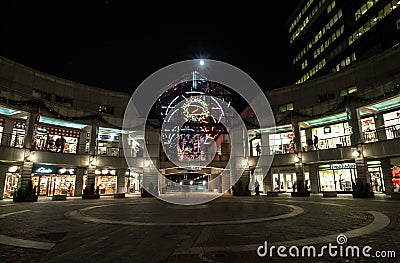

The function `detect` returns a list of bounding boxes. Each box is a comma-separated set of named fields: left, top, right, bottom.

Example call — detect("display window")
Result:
left=318, top=163, right=357, bottom=192
left=97, top=132, right=120, bottom=156
left=368, top=161, right=385, bottom=192
left=125, top=170, right=141, bottom=193
left=269, top=132, right=295, bottom=154
left=11, top=121, right=26, bottom=148
left=37, top=126, right=79, bottom=153
left=0, top=118, right=4, bottom=144
left=3, top=165, right=20, bottom=198
left=383, top=110, right=400, bottom=139
left=311, top=122, right=350, bottom=150
left=391, top=165, right=400, bottom=192
left=361, top=117, right=377, bottom=143
left=83, top=169, right=118, bottom=195
left=31, top=166, right=76, bottom=196
left=271, top=167, right=309, bottom=192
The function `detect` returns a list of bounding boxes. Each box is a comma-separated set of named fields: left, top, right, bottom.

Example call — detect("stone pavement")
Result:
left=0, top=194, right=399, bottom=262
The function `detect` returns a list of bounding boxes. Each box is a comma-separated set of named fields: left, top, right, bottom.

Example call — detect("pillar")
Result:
left=374, top=113, right=387, bottom=141
left=346, top=102, right=363, bottom=146
left=264, top=169, right=273, bottom=192
left=294, top=162, right=305, bottom=192
left=88, top=125, right=98, bottom=156
left=0, top=164, right=7, bottom=200
left=355, top=153, right=370, bottom=184
left=308, top=164, right=319, bottom=193
left=292, top=120, right=302, bottom=153
left=74, top=167, right=85, bottom=196
left=305, top=128, right=313, bottom=151
left=77, top=129, right=88, bottom=154
left=1, top=117, right=14, bottom=146
left=117, top=168, right=126, bottom=194
left=380, top=158, right=393, bottom=195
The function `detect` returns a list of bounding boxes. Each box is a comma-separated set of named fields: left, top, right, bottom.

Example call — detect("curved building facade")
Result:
left=0, top=45, right=399, bottom=199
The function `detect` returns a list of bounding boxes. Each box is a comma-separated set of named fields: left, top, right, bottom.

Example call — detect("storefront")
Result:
left=31, top=165, right=77, bottom=196
left=392, top=165, right=400, bottom=192
left=125, top=169, right=141, bottom=193
left=269, top=131, right=295, bottom=154
left=310, top=122, right=351, bottom=150
left=368, top=161, right=385, bottom=193
left=383, top=110, right=400, bottom=139
left=0, top=118, right=4, bottom=144
left=3, top=165, right=20, bottom=198
left=271, top=167, right=310, bottom=192
left=11, top=121, right=25, bottom=148
left=318, top=163, right=357, bottom=192
left=83, top=169, right=118, bottom=195
left=361, top=116, right=377, bottom=143
left=35, top=125, right=79, bottom=153
left=97, top=130, right=120, bottom=156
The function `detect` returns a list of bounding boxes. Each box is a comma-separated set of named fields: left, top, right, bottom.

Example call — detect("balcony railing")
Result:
left=362, top=124, right=400, bottom=143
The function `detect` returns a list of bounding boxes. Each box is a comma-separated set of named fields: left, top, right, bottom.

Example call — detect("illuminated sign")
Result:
left=36, top=167, right=54, bottom=174
left=329, top=163, right=356, bottom=170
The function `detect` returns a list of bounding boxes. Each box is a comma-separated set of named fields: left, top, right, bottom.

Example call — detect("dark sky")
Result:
left=1, top=1, right=299, bottom=94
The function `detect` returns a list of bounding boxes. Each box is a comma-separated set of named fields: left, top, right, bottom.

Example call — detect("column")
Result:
left=292, top=120, right=302, bottom=153
left=355, top=156, right=370, bottom=183
left=305, top=128, right=313, bottom=151
left=74, top=167, right=85, bottom=196
left=308, top=164, right=319, bottom=194
left=23, top=106, right=36, bottom=150
left=88, top=125, right=98, bottom=156
left=77, top=129, right=88, bottom=154
left=0, top=164, right=7, bottom=200
left=86, top=166, right=96, bottom=192
left=142, top=129, right=160, bottom=197
left=346, top=101, right=363, bottom=146
left=117, top=168, right=126, bottom=194
left=1, top=116, right=14, bottom=146
left=264, top=169, right=273, bottom=192
left=374, top=113, right=387, bottom=141
left=294, top=162, right=305, bottom=192
left=380, top=158, right=393, bottom=195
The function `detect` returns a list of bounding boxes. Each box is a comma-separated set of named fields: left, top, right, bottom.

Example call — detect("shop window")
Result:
left=55, top=96, right=72, bottom=107
left=98, top=105, right=114, bottom=114
left=32, top=89, right=50, bottom=101
left=279, top=103, right=294, bottom=113
left=340, top=86, right=358, bottom=96
left=318, top=93, right=335, bottom=103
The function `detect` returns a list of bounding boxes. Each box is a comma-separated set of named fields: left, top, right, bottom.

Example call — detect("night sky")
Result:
left=1, top=1, right=299, bottom=94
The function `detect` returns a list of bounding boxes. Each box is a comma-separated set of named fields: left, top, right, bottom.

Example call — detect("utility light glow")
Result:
left=199, top=60, right=205, bottom=66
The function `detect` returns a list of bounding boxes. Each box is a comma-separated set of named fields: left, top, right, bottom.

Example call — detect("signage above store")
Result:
left=35, top=167, right=55, bottom=174
left=329, top=163, right=356, bottom=170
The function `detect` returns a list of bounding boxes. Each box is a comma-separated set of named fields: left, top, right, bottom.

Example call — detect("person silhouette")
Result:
left=313, top=135, right=319, bottom=150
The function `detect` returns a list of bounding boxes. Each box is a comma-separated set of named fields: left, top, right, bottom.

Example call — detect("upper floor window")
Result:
left=279, top=103, right=294, bottom=113
left=340, top=86, right=358, bottom=96
left=32, top=89, right=50, bottom=101
left=55, top=96, right=73, bottom=107
left=98, top=105, right=114, bottom=114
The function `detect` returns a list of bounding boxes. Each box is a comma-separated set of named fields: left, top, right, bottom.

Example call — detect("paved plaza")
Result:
left=0, top=193, right=399, bottom=262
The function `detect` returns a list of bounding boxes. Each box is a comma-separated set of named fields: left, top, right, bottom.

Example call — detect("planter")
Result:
left=352, top=192, right=374, bottom=198
left=323, top=191, right=337, bottom=197
left=267, top=191, right=279, bottom=197
left=291, top=191, right=311, bottom=197
left=114, top=193, right=125, bottom=198
left=391, top=192, right=400, bottom=199
left=52, top=194, right=67, bottom=201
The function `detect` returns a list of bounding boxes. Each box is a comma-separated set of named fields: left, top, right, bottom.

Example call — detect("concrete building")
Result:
left=289, top=0, right=400, bottom=84
left=0, top=45, right=399, bottom=200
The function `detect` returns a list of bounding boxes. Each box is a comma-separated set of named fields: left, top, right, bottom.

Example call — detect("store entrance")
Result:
left=32, top=174, right=76, bottom=196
